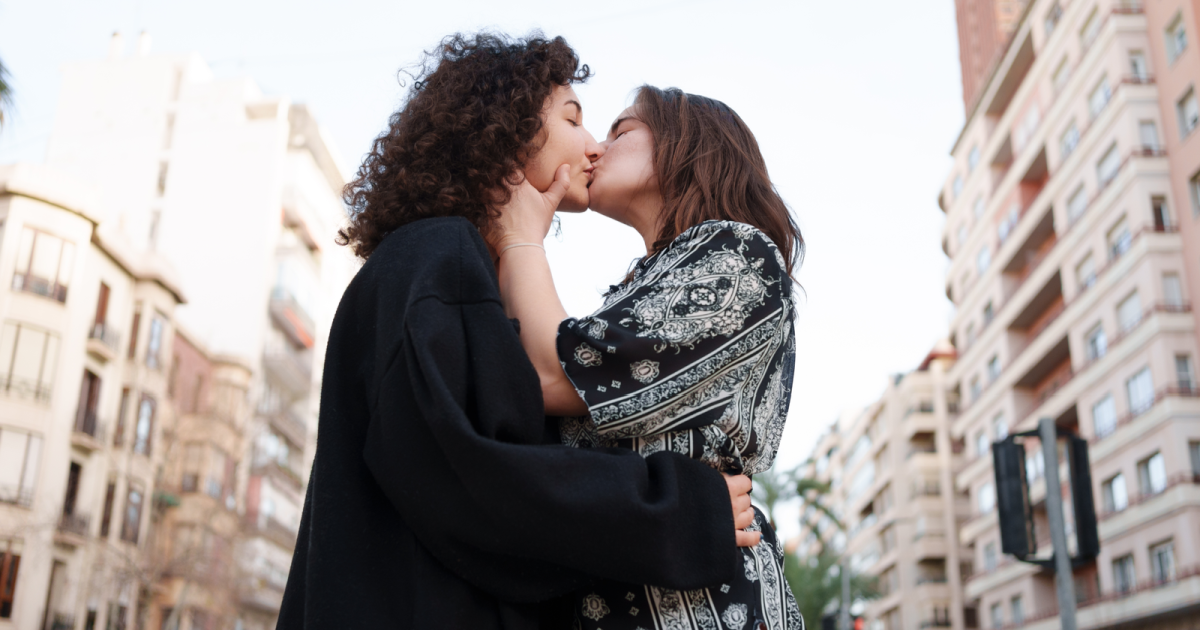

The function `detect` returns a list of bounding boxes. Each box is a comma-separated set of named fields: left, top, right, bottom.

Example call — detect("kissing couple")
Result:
left=277, top=31, right=805, bottom=630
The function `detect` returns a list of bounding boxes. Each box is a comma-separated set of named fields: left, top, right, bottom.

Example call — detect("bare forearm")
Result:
left=497, top=248, right=588, bottom=415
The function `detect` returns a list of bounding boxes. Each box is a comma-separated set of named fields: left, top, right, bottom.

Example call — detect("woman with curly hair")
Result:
left=493, top=86, right=805, bottom=629
left=277, top=33, right=757, bottom=630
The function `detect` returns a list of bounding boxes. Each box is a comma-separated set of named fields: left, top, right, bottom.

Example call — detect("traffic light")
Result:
left=1067, top=435, right=1100, bottom=561
left=993, top=437, right=1036, bottom=559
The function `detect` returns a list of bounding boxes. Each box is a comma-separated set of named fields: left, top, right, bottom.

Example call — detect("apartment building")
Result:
left=797, top=345, right=972, bottom=630
left=957, top=0, right=1033, bottom=111
left=937, top=0, right=1200, bottom=627
left=0, top=34, right=355, bottom=630
left=0, top=164, right=184, bottom=630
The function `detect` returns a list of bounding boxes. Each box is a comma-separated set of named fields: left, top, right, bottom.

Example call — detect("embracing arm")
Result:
left=496, top=247, right=588, bottom=416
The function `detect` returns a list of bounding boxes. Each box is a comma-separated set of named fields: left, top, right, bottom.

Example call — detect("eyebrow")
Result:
left=609, top=116, right=633, bottom=136
left=565, top=99, right=582, bottom=116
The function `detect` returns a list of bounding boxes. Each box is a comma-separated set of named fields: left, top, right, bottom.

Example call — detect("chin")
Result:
left=557, top=187, right=590, bottom=213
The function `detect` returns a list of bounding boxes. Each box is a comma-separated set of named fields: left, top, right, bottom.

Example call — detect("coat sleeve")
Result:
left=362, top=294, right=739, bottom=603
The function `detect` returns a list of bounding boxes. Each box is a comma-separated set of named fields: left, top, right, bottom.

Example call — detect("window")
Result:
left=978, top=483, right=996, bottom=515
left=990, top=602, right=1003, bottom=629
left=0, top=321, right=59, bottom=404
left=133, top=395, right=156, bottom=456
left=1080, top=8, right=1101, bottom=49
left=1090, top=77, right=1112, bottom=118
left=99, top=481, right=115, bottom=538
left=146, top=312, right=166, bottom=370
left=113, top=387, right=130, bottom=447
left=1077, top=254, right=1097, bottom=290
left=1015, top=106, right=1041, bottom=149
left=987, top=355, right=1001, bottom=382
left=976, top=430, right=990, bottom=458
left=970, top=376, right=982, bottom=401
left=1166, top=14, right=1188, bottom=64
left=1150, top=540, right=1176, bottom=582
left=1107, top=216, right=1132, bottom=260
left=968, top=145, right=980, bottom=172
left=1011, top=596, right=1025, bottom=625
left=120, top=484, right=143, bottom=543
left=127, top=306, right=141, bottom=359
left=1102, top=473, right=1128, bottom=512
left=1175, top=354, right=1194, bottom=389
left=1086, top=324, right=1107, bottom=362
left=1130, top=50, right=1149, bottom=80
left=1127, top=367, right=1155, bottom=414
left=1191, top=171, right=1200, bottom=217
left=1093, top=394, right=1117, bottom=438
left=983, top=541, right=998, bottom=571
left=993, top=414, right=1008, bottom=440
left=0, top=541, right=20, bottom=619
left=1118, top=291, right=1142, bottom=331
left=1113, top=554, right=1136, bottom=593
left=1053, top=57, right=1071, bottom=93
left=0, top=427, right=42, bottom=507
left=1068, top=185, right=1088, bottom=222
left=957, top=224, right=969, bottom=249
left=1045, top=2, right=1062, bottom=35
left=1140, top=121, right=1159, bottom=152
left=156, top=161, right=169, bottom=197
left=1152, top=196, right=1171, bottom=230
left=1138, top=452, right=1167, bottom=496
left=1061, top=121, right=1080, bottom=159
left=11, top=227, right=74, bottom=303
left=1162, top=272, right=1184, bottom=307
left=953, top=175, right=963, bottom=199
left=75, top=369, right=101, bottom=437
left=983, top=301, right=995, bottom=325
left=998, top=204, right=1020, bottom=244
left=1026, top=448, right=1045, bottom=482
left=977, top=248, right=991, bottom=275
left=1190, top=441, right=1200, bottom=476
left=974, top=196, right=986, bottom=219
left=966, top=322, right=977, bottom=347
left=1177, top=87, right=1198, bottom=137
left=182, top=443, right=203, bottom=492
left=1097, top=143, right=1121, bottom=186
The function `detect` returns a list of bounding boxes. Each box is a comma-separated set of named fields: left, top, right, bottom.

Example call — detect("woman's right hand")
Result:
left=724, top=473, right=762, bottom=547
left=491, top=164, right=571, bottom=253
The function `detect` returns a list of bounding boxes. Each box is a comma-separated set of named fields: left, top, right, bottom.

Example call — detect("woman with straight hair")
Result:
left=494, top=86, right=805, bottom=630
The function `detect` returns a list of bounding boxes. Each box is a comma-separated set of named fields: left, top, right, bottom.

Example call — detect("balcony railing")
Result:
left=48, top=613, right=76, bottom=630
left=0, top=483, right=33, bottom=507
left=88, top=322, right=121, bottom=352
left=0, top=374, right=52, bottom=403
left=58, top=511, right=90, bottom=537
left=11, top=272, right=67, bottom=303
left=73, top=411, right=104, bottom=443
left=1097, top=472, right=1200, bottom=520
left=1011, top=563, right=1200, bottom=628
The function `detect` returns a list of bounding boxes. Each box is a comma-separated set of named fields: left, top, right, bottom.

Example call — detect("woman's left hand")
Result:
left=491, top=164, right=571, bottom=252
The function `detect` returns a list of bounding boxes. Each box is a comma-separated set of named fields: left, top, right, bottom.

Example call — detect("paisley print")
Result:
left=556, top=222, right=803, bottom=630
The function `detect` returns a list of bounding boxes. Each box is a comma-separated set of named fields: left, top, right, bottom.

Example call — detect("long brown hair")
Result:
left=634, top=85, right=804, bottom=275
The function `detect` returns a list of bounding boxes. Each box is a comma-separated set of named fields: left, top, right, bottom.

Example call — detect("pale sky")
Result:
left=1, top=0, right=965, bottom=539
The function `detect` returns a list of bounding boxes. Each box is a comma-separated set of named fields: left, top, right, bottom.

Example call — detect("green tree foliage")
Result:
left=0, top=57, right=11, bottom=126
left=784, top=550, right=879, bottom=628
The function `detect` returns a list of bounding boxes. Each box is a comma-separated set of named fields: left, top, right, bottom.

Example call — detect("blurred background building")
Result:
left=799, top=0, right=1200, bottom=628
left=0, top=33, right=353, bottom=630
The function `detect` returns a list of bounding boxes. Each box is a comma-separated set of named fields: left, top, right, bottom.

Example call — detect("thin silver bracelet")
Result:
left=499, top=242, right=545, bottom=256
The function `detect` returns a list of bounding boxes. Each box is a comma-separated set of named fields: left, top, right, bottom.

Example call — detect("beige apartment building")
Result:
left=0, top=34, right=352, bottom=630
left=0, top=164, right=184, bottom=630
left=938, top=0, right=1200, bottom=627
left=797, top=345, right=974, bottom=630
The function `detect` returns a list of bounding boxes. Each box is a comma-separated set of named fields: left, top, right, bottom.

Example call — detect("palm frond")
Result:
left=0, top=57, right=12, bottom=127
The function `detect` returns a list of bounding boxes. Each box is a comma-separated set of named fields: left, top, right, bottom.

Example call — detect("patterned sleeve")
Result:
left=555, top=221, right=795, bottom=474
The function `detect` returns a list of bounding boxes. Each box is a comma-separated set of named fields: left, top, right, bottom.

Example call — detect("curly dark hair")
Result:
left=338, top=32, right=592, bottom=259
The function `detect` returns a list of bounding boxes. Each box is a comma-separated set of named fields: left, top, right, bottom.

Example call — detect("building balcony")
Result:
left=0, top=483, right=33, bottom=508
left=263, top=343, right=313, bottom=395
left=71, top=412, right=106, bottom=452
left=48, top=613, right=75, bottom=630
left=55, top=511, right=90, bottom=546
left=245, top=515, right=298, bottom=551
left=964, top=558, right=1037, bottom=600
left=86, top=322, right=121, bottom=362
left=1017, top=564, right=1200, bottom=630
left=11, top=271, right=67, bottom=303
left=0, top=373, right=52, bottom=404
left=253, top=458, right=304, bottom=492
left=269, top=286, right=316, bottom=350
left=1098, top=473, right=1200, bottom=541
left=266, top=408, right=307, bottom=449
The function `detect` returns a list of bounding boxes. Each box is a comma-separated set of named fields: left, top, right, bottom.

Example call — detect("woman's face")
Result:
left=524, top=85, right=600, bottom=212
left=586, top=106, right=660, bottom=228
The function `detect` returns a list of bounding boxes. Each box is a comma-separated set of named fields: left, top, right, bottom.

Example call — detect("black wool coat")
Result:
left=276, top=217, right=739, bottom=630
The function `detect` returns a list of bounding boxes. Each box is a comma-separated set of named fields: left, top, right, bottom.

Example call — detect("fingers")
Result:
left=734, top=507, right=755, bottom=530
left=735, top=530, right=763, bottom=548
left=541, top=164, right=572, bottom=209
left=723, top=473, right=752, bottom=498
left=731, top=492, right=751, bottom=516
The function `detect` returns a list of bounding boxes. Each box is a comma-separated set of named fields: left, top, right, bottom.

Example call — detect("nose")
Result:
left=584, top=128, right=605, bottom=162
